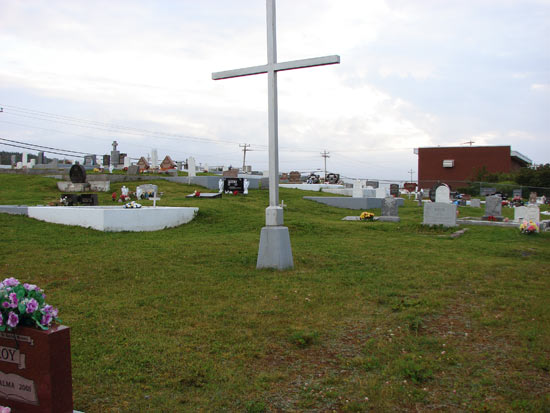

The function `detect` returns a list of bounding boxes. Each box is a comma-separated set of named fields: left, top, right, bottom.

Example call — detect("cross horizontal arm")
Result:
left=212, top=64, right=269, bottom=80
left=212, top=55, right=340, bottom=80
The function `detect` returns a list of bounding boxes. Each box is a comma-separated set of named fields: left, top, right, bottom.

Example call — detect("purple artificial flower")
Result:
left=0, top=316, right=3, bottom=326
left=8, top=293, right=17, bottom=308
left=43, top=305, right=53, bottom=314
left=41, top=314, right=52, bottom=326
left=51, top=308, right=59, bottom=318
left=1, top=302, right=9, bottom=309
left=23, top=283, right=38, bottom=291
left=26, top=299, right=38, bottom=314
left=7, top=312, right=18, bottom=328
left=3, top=278, right=19, bottom=287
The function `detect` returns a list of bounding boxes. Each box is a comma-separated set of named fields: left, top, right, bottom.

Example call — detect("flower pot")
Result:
left=0, top=325, right=73, bottom=413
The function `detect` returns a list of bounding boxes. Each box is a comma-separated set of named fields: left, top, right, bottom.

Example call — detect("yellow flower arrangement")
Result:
left=360, top=211, right=375, bottom=221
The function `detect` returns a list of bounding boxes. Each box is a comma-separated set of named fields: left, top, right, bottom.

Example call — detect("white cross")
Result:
left=212, top=0, right=339, bottom=222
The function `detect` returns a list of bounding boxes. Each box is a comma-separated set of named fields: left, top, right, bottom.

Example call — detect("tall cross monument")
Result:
left=212, top=0, right=340, bottom=270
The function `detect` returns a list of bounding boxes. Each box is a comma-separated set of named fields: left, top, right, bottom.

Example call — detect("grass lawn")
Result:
left=0, top=174, right=549, bottom=412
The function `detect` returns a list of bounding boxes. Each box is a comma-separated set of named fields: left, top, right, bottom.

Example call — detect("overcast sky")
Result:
left=1, top=0, right=549, bottom=181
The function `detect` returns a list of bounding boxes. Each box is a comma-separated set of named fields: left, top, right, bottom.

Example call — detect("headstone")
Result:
left=244, top=179, right=250, bottom=195
left=423, top=203, right=457, bottom=227
left=29, top=159, right=36, bottom=168
left=513, top=189, right=522, bottom=198
left=224, top=178, right=244, bottom=193
left=177, top=161, right=183, bottom=171
left=404, top=182, right=417, bottom=193
left=37, top=152, right=46, bottom=164
left=470, top=198, right=481, bottom=208
left=0, top=325, right=74, bottom=412
left=352, top=180, right=363, bottom=198
left=123, top=156, right=131, bottom=168
left=288, top=171, right=301, bottom=183
left=365, top=180, right=379, bottom=189
left=223, top=169, right=239, bottom=178
left=218, top=179, right=224, bottom=193
left=10, top=155, right=16, bottom=166
left=480, top=187, right=496, bottom=196
left=325, top=173, right=339, bottom=184
left=529, top=192, right=537, bottom=204
left=435, top=185, right=451, bottom=203
left=525, top=204, right=540, bottom=222
left=127, top=165, right=139, bottom=175
left=389, top=184, right=399, bottom=197
left=69, top=164, right=86, bottom=184
left=187, top=157, right=196, bottom=177
left=103, top=155, right=110, bottom=167
left=514, top=206, right=527, bottom=222
left=22, top=152, right=28, bottom=166
left=483, top=195, right=502, bottom=219
left=136, top=184, right=158, bottom=199
left=379, top=197, right=400, bottom=222
left=375, top=187, right=386, bottom=198
left=306, top=173, right=320, bottom=184
left=151, top=149, right=158, bottom=169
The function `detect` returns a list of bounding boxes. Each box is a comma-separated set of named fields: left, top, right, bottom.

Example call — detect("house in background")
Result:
left=416, top=145, right=532, bottom=190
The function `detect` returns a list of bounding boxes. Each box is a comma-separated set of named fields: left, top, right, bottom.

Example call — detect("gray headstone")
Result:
left=513, top=189, right=522, bottom=198
left=480, top=187, right=496, bottom=196
left=484, top=195, right=502, bottom=218
left=381, top=197, right=398, bottom=217
left=423, top=202, right=457, bottom=227
left=127, top=165, right=140, bottom=175
left=470, top=198, right=481, bottom=208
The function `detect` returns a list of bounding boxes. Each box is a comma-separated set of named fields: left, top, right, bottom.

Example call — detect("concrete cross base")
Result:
left=257, top=226, right=294, bottom=270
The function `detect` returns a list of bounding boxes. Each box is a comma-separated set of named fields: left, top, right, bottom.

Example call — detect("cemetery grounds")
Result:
left=0, top=174, right=549, bottom=412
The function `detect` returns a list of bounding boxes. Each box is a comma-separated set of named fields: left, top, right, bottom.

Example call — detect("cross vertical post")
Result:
left=212, top=0, right=340, bottom=270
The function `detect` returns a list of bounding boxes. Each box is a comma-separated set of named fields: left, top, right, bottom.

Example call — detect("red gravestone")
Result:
left=404, top=182, right=417, bottom=193
left=0, top=325, right=73, bottom=412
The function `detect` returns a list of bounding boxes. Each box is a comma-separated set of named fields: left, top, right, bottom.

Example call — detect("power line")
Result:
left=0, top=137, right=94, bottom=156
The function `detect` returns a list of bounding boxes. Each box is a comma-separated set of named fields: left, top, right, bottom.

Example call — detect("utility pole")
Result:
left=408, top=169, right=414, bottom=183
left=240, top=143, right=251, bottom=172
left=321, top=150, right=330, bottom=181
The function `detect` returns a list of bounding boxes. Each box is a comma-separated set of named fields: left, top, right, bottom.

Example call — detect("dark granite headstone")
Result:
left=0, top=325, right=73, bottom=412
left=389, top=184, right=399, bottom=197
left=325, top=173, right=340, bottom=184
left=224, top=178, right=244, bottom=193
left=69, top=165, right=86, bottom=184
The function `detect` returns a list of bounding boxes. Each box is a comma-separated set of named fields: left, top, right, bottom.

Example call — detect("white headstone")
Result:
left=188, top=157, right=196, bottom=177
left=352, top=180, right=363, bottom=198
left=375, top=187, right=386, bottom=198
left=15, top=162, right=23, bottom=169
left=435, top=185, right=451, bottom=203
left=124, top=156, right=130, bottom=168
left=218, top=179, right=224, bottom=193
left=244, top=179, right=250, bottom=195
left=525, top=205, right=540, bottom=222
left=22, top=152, right=28, bottom=166
left=151, top=149, right=158, bottom=169
left=29, top=159, right=36, bottom=167
left=514, top=206, right=527, bottom=222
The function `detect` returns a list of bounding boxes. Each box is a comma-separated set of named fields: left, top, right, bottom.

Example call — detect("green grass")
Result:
left=0, top=174, right=549, bottom=412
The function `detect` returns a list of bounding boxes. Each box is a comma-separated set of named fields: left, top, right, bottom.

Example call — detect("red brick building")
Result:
left=417, top=145, right=531, bottom=190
